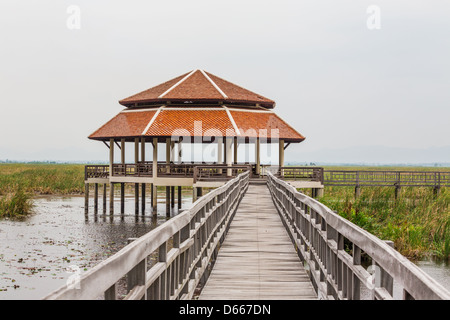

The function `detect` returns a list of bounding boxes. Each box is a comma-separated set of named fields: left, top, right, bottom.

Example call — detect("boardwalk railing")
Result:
left=44, top=171, right=250, bottom=300
left=193, top=165, right=252, bottom=183
left=267, top=172, right=450, bottom=300
left=324, top=170, right=450, bottom=188
left=278, top=167, right=324, bottom=183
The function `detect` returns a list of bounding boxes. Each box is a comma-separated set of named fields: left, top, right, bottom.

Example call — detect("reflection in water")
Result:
left=0, top=190, right=193, bottom=300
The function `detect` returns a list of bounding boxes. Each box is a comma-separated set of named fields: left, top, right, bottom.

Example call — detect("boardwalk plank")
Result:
left=198, top=184, right=317, bottom=300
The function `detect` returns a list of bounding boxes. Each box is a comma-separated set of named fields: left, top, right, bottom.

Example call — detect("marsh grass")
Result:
left=0, top=163, right=86, bottom=195
left=315, top=184, right=449, bottom=261
left=0, top=187, right=34, bottom=219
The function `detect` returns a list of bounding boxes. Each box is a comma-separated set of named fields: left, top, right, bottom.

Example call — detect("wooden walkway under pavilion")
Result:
left=198, top=184, right=317, bottom=300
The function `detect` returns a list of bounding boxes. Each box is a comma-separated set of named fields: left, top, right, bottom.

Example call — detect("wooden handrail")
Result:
left=266, top=171, right=450, bottom=300
left=43, top=171, right=250, bottom=300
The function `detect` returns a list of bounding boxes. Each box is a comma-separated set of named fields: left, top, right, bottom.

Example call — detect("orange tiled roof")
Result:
left=119, top=70, right=275, bottom=108
left=88, top=107, right=305, bottom=142
left=89, top=110, right=157, bottom=139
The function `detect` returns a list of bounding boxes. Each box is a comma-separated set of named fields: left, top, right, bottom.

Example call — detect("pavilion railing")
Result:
left=267, top=171, right=450, bottom=300
left=44, top=171, right=250, bottom=300
left=85, top=165, right=109, bottom=180
left=193, top=165, right=252, bottom=183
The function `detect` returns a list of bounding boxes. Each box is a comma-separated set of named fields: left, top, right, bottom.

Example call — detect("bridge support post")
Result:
left=103, top=183, right=107, bottom=214
left=120, top=183, right=125, bottom=215
left=109, top=183, right=114, bottom=216
left=178, top=186, right=182, bottom=209
left=152, top=184, right=157, bottom=216
left=135, top=183, right=139, bottom=215
left=84, top=183, right=89, bottom=217
left=94, top=183, right=98, bottom=215
left=316, top=188, right=324, bottom=198
left=395, top=186, right=401, bottom=200
left=355, top=186, right=361, bottom=198
left=193, top=187, right=197, bottom=203
left=433, top=186, right=440, bottom=198
left=141, top=183, right=146, bottom=215
left=166, top=186, right=170, bottom=216
left=171, top=186, right=175, bottom=208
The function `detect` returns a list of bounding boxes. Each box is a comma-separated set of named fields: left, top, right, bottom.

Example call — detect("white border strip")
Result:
left=200, top=69, right=228, bottom=99
left=158, top=70, right=197, bottom=98
left=223, top=105, right=241, bottom=135
left=121, top=106, right=272, bottom=113
left=141, top=105, right=165, bottom=135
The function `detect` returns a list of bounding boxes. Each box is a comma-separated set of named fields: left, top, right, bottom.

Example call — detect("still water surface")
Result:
left=0, top=192, right=449, bottom=299
left=0, top=192, right=192, bottom=299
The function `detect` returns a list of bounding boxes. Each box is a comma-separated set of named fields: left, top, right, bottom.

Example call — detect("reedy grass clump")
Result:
left=0, top=187, right=34, bottom=219
left=318, top=185, right=449, bottom=261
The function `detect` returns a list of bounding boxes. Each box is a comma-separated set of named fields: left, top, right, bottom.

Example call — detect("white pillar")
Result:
left=177, top=140, right=182, bottom=163
left=255, top=137, right=260, bottom=176
left=166, top=137, right=171, bottom=174
left=109, top=138, right=114, bottom=177
left=234, top=137, right=238, bottom=164
left=134, top=138, right=139, bottom=164
left=152, top=138, right=158, bottom=178
left=225, top=137, right=233, bottom=177
left=121, top=139, right=125, bottom=164
left=217, top=137, right=223, bottom=164
left=141, top=137, right=145, bottom=162
left=279, top=139, right=284, bottom=177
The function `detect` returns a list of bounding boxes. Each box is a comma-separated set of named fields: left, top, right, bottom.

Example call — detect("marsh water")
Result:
left=0, top=191, right=193, bottom=299
left=0, top=192, right=449, bottom=300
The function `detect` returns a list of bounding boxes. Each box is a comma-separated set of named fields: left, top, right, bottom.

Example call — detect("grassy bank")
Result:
left=312, top=166, right=450, bottom=261
left=0, top=163, right=86, bottom=195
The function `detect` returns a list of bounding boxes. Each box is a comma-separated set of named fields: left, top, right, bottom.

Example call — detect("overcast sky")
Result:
left=0, top=1, right=449, bottom=164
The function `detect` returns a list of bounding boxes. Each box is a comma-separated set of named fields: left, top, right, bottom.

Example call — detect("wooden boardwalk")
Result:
left=199, top=184, right=317, bottom=300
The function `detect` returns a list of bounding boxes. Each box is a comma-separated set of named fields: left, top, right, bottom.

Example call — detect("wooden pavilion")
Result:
left=85, top=69, right=311, bottom=216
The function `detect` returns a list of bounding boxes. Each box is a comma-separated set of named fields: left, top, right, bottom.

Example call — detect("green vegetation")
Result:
left=0, top=187, right=34, bottom=219
left=0, top=163, right=86, bottom=195
left=309, top=166, right=450, bottom=261
left=0, top=163, right=86, bottom=218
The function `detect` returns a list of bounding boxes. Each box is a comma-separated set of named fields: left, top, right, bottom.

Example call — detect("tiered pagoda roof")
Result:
left=89, top=70, right=305, bottom=143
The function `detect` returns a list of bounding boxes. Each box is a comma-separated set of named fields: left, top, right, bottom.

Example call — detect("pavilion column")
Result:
left=109, top=138, right=114, bottom=178
left=177, top=140, right=182, bottom=163
left=120, top=139, right=125, bottom=215
left=234, top=137, right=238, bottom=164
left=279, top=139, right=284, bottom=177
left=152, top=138, right=158, bottom=215
left=141, top=137, right=146, bottom=215
left=255, top=137, right=260, bottom=176
left=166, top=138, right=171, bottom=173
left=217, top=137, right=223, bottom=174
left=225, top=137, right=233, bottom=177
left=134, top=138, right=139, bottom=215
